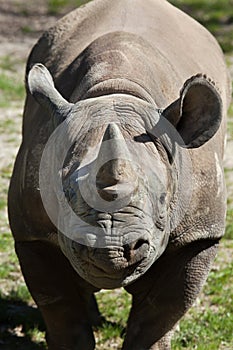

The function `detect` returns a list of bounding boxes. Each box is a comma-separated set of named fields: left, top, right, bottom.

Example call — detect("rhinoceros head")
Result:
left=28, top=63, right=222, bottom=288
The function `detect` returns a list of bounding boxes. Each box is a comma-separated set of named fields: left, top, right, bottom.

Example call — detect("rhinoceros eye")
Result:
left=159, top=193, right=166, bottom=205
left=134, top=133, right=153, bottom=143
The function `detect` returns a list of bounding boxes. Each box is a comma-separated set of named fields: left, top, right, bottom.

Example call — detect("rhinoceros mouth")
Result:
left=78, top=241, right=150, bottom=270
left=63, top=240, right=154, bottom=289
left=73, top=257, right=149, bottom=289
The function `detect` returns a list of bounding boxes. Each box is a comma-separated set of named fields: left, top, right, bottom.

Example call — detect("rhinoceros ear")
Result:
left=27, top=63, right=73, bottom=121
left=163, top=74, right=223, bottom=148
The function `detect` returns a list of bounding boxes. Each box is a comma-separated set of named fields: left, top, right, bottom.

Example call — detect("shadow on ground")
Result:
left=0, top=294, right=125, bottom=349
left=0, top=296, right=46, bottom=350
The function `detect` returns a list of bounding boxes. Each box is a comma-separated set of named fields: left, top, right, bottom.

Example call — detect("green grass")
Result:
left=94, top=289, right=131, bottom=348
left=48, top=0, right=89, bottom=14
left=7, top=285, right=32, bottom=303
left=0, top=56, right=25, bottom=107
left=0, top=73, right=25, bottom=107
left=0, top=56, right=25, bottom=73
left=225, top=98, right=233, bottom=240
left=0, top=56, right=17, bottom=72
left=225, top=205, right=233, bottom=239
left=0, top=115, right=22, bottom=138
left=227, top=101, right=233, bottom=141
left=172, top=241, right=233, bottom=349
left=21, top=26, right=34, bottom=34
left=0, top=262, right=15, bottom=279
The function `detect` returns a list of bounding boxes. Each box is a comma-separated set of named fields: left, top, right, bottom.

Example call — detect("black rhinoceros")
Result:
left=8, top=0, right=231, bottom=349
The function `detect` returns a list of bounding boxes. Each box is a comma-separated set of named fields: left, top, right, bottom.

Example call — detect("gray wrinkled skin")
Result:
left=8, top=0, right=231, bottom=349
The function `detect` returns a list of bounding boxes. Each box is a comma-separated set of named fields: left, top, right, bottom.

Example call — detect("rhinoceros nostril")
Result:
left=133, top=238, right=148, bottom=251
left=123, top=239, right=149, bottom=264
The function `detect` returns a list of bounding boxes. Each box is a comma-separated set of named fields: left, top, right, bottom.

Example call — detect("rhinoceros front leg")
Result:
left=123, top=239, right=219, bottom=350
left=15, top=240, right=100, bottom=350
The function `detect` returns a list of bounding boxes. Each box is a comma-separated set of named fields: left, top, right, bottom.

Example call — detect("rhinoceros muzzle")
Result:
left=67, top=237, right=151, bottom=288
left=58, top=214, right=164, bottom=288
left=77, top=237, right=149, bottom=270
left=58, top=123, right=169, bottom=288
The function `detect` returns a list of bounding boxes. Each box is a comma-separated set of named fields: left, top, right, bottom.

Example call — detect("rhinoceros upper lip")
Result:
left=83, top=256, right=144, bottom=279
left=78, top=240, right=150, bottom=274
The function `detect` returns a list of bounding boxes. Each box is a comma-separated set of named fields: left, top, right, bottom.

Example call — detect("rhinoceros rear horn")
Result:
left=27, top=63, right=73, bottom=122
left=163, top=74, right=223, bottom=148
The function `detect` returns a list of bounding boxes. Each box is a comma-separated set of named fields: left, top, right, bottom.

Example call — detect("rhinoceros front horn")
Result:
left=94, top=123, right=138, bottom=202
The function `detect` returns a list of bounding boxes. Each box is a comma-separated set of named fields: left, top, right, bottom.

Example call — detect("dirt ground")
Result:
left=0, top=1, right=59, bottom=60
left=0, top=1, right=61, bottom=168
